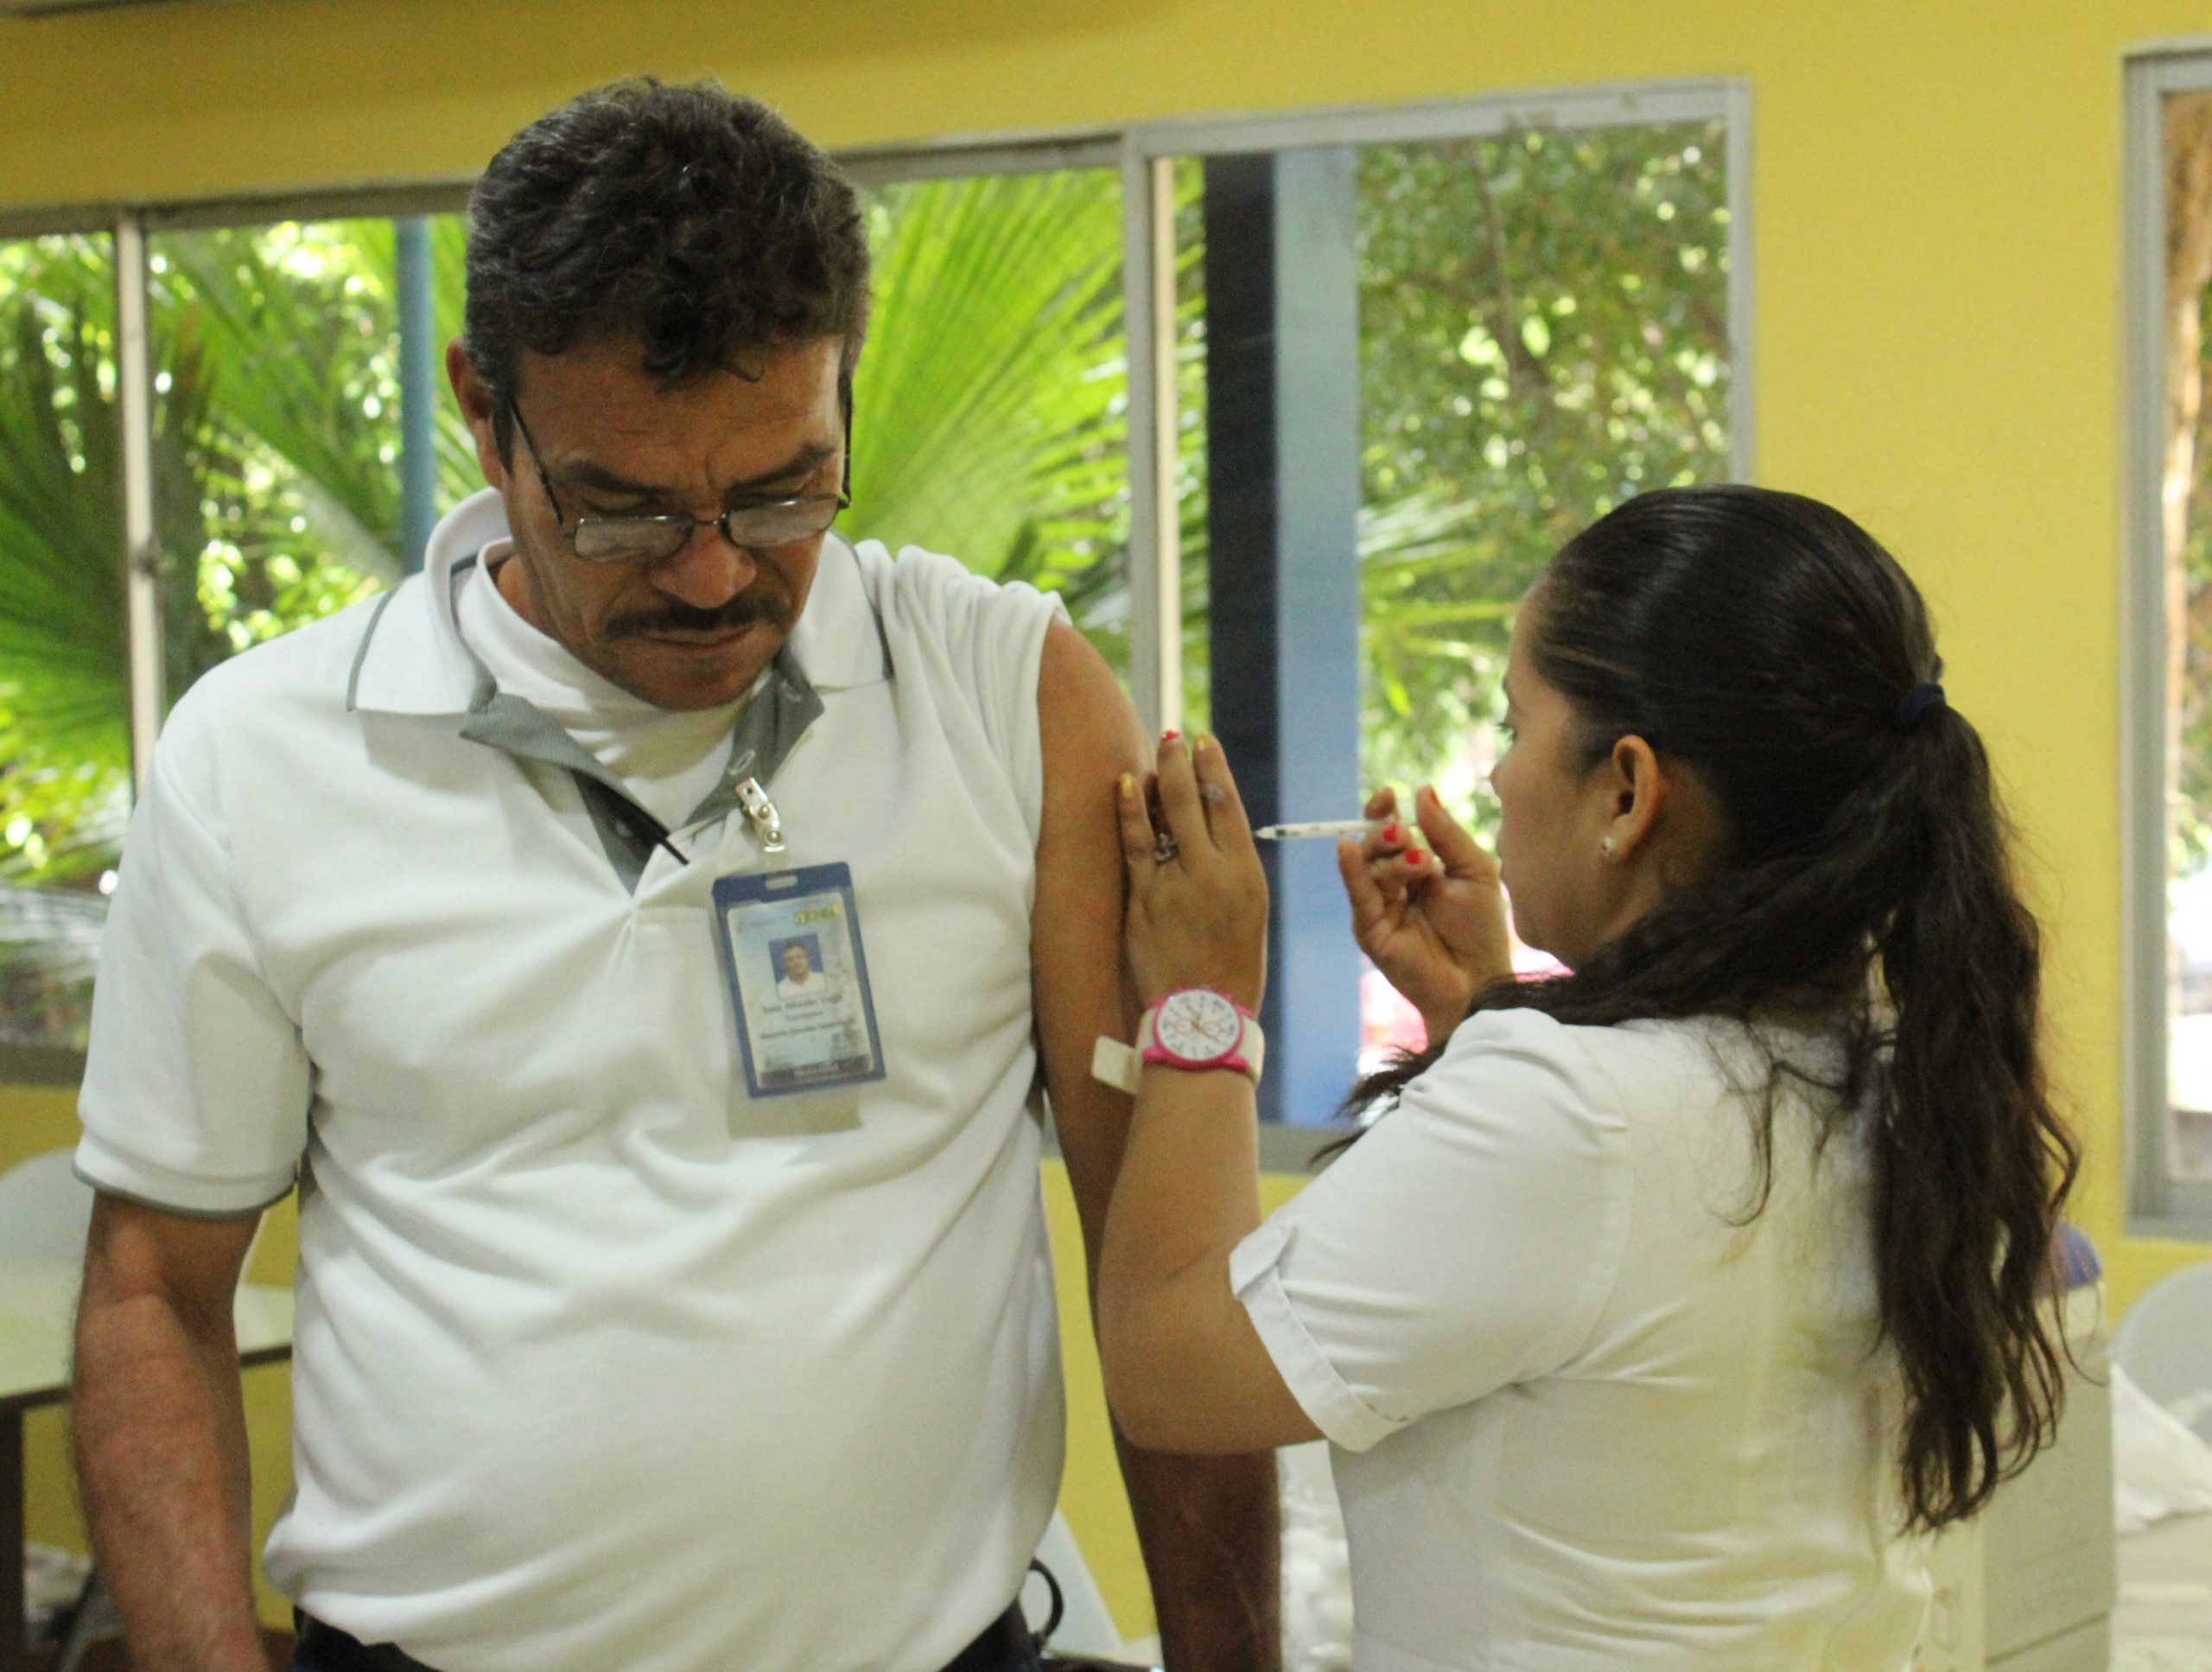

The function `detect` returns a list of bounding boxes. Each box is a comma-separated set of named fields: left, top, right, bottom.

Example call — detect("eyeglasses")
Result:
left=506, top=397, right=852, bottom=567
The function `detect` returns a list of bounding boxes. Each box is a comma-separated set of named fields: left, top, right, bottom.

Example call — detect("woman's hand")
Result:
left=1116, top=734, right=1268, bottom=1012
left=1338, top=784, right=1513, bottom=1043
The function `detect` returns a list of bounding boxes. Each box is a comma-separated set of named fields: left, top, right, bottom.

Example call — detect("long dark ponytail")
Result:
left=1355, top=485, right=2077, bottom=1532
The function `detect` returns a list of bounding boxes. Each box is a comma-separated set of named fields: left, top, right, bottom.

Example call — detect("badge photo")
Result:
left=712, top=863, right=887, bottom=1098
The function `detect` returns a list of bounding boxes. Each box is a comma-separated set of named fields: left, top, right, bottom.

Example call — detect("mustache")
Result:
left=607, top=589, right=791, bottom=639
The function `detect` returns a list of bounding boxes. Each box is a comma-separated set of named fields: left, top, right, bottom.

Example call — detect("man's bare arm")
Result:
left=73, top=1192, right=268, bottom=1672
left=1031, top=622, right=1281, bottom=1672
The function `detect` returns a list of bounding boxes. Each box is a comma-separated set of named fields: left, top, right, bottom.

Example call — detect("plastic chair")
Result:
left=0, top=1149, right=106, bottom=1669
left=2112, top=1259, right=2212, bottom=1443
left=0, top=1148, right=94, bottom=1262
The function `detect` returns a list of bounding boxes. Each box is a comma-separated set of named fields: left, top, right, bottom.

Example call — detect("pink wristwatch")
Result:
left=1090, top=989, right=1267, bottom=1093
left=1141, top=988, right=1264, bottom=1080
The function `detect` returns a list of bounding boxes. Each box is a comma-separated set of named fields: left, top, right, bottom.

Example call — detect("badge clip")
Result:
left=735, top=777, right=786, bottom=854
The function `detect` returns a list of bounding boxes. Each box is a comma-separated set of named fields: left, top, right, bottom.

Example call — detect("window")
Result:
left=842, top=163, right=1135, bottom=672
left=2128, top=52, right=2212, bottom=1226
left=0, top=90, right=1746, bottom=1098
left=1123, top=87, right=1747, bottom=1118
left=0, top=232, right=121, bottom=1061
left=145, top=214, right=469, bottom=694
left=0, top=201, right=470, bottom=1063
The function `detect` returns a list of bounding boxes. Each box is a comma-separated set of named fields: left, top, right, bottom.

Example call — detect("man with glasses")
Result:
left=67, top=79, right=1279, bottom=1672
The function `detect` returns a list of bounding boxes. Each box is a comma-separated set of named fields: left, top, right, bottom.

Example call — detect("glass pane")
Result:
left=1357, top=123, right=1732, bottom=812
left=847, top=170, right=1134, bottom=674
left=0, top=234, right=123, bottom=1053
left=146, top=215, right=473, bottom=704
left=1356, top=122, right=1730, bottom=1057
left=1166, top=128, right=1731, bottom=1079
left=2165, top=88, right=2212, bottom=1183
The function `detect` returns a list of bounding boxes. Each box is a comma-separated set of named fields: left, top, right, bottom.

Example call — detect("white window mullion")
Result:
left=1121, top=149, right=1181, bottom=739
left=114, top=210, right=163, bottom=792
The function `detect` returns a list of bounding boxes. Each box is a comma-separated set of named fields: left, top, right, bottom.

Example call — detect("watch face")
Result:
left=1155, top=989, right=1243, bottom=1062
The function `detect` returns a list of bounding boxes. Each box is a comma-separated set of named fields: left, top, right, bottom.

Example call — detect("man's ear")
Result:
left=446, top=339, right=508, bottom=487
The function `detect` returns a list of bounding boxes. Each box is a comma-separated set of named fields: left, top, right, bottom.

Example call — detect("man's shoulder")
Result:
left=140, top=589, right=397, bottom=827
left=842, top=537, right=1061, bottom=646
left=155, top=589, right=403, bottom=803
left=173, top=588, right=396, bottom=722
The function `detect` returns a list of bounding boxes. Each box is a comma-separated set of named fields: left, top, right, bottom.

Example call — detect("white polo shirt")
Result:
left=1233, top=1011, right=1928, bottom=1671
left=76, top=490, right=1070, bottom=1672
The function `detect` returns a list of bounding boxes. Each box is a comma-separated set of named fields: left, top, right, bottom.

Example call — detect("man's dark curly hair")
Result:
left=463, top=78, right=871, bottom=458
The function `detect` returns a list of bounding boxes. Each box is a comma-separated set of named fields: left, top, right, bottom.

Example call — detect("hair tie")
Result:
left=1893, top=682, right=1947, bottom=731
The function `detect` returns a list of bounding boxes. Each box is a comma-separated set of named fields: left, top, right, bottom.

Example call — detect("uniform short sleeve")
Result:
left=75, top=697, right=309, bottom=1216
left=1231, top=1010, right=1632, bottom=1451
left=888, top=546, right=1068, bottom=842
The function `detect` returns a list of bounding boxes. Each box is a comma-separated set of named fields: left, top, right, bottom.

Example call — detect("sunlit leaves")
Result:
left=847, top=170, right=1133, bottom=655
left=1354, top=122, right=1731, bottom=797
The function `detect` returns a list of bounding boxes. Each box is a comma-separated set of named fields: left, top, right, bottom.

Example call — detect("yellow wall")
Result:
left=6, top=0, right=2212, bottom=1643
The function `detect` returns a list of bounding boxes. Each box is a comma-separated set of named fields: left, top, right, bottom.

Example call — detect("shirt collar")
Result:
left=346, top=487, right=887, bottom=716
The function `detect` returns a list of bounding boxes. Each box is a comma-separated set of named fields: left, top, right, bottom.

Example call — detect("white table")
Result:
left=0, top=1260, right=293, bottom=1672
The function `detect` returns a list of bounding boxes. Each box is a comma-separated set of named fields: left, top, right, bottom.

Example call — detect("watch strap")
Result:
left=1091, top=1035, right=1144, bottom=1096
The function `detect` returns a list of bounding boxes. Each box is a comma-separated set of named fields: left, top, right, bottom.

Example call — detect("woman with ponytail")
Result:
left=1094, top=486, right=2077, bottom=1670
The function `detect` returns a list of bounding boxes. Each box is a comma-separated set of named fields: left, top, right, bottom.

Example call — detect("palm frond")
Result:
left=848, top=172, right=1129, bottom=590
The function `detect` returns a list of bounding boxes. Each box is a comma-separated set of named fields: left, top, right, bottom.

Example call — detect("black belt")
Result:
left=941, top=1602, right=1037, bottom=1672
left=293, top=1602, right=1036, bottom=1672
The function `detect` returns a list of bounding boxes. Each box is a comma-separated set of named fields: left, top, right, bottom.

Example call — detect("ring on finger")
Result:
left=1153, top=830, right=1181, bottom=862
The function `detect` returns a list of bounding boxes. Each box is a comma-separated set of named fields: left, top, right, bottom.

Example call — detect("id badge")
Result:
left=712, top=862, right=887, bottom=1098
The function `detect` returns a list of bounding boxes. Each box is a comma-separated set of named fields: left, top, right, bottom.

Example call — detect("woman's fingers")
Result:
left=1191, top=734, right=1256, bottom=854
left=1363, top=785, right=1398, bottom=823
left=1153, top=732, right=1208, bottom=853
left=1116, top=772, right=1160, bottom=883
left=1414, top=784, right=1491, bottom=878
left=1337, top=836, right=1390, bottom=938
left=1358, top=817, right=1429, bottom=901
left=1370, top=852, right=1424, bottom=912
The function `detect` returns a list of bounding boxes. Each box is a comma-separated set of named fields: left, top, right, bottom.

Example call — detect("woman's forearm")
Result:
left=1097, top=1065, right=1262, bottom=1417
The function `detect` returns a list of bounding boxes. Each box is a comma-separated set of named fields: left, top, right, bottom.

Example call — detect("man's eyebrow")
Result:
left=553, top=442, right=839, bottom=500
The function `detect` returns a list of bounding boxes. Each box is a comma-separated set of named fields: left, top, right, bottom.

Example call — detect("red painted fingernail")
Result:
left=1162, top=729, right=1181, bottom=742
left=1383, top=823, right=1405, bottom=844
left=1405, top=852, right=1424, bottom=868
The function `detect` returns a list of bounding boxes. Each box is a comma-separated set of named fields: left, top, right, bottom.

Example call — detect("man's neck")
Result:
left=490, top=546, right=549, bottom=636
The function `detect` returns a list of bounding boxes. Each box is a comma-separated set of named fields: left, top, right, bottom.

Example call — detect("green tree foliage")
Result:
left=1354, top=124, right=1730, bottom=794
left=845, top=171, right=1135, bottom=658
left=0, top=238, right=129, bottom=884
left=0, top=238, right=130, bottom=1042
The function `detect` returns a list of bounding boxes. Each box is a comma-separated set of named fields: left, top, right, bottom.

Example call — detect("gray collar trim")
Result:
left=438, top=554, right=829, bottom=890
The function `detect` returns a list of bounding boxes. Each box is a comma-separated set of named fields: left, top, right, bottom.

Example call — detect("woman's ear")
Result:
left=1598, top=735, right=1669, bottom=863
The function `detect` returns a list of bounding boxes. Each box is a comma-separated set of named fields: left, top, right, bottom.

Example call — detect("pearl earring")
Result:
left=1599, top=836, right=1618, bottom=859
